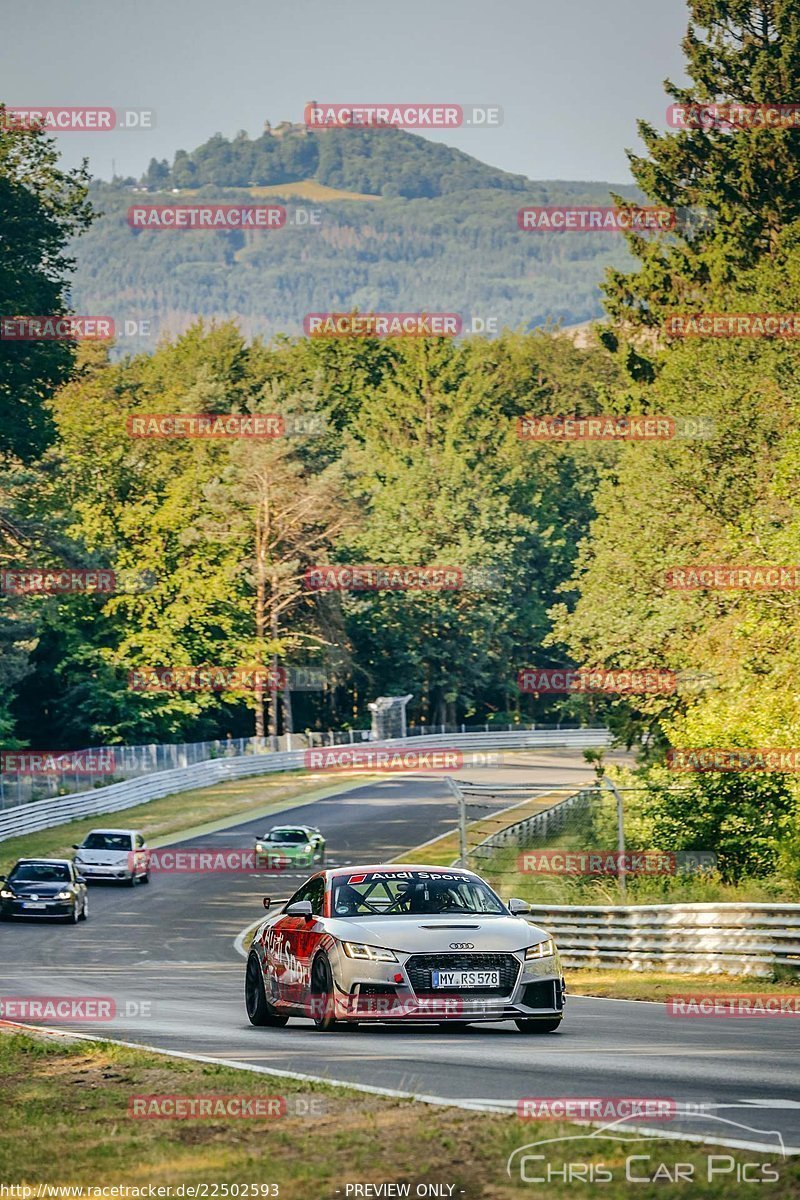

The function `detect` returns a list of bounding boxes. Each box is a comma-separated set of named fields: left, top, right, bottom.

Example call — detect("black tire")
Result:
left=310, top=953, right=337, bottom=1030
left=127, top=873, right=137, bottom=887
left=79, top=896, right=88, bottom=921
left=140, top=872, right=150, bottom=884
left=245, top=951, right=288, bottom=1027
left=514, top=1017, right=563, bottom=1033
left=67, top=902, right=80, bottom=924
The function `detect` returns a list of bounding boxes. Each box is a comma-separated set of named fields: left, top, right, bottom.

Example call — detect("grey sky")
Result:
left=3, top=0, right=690, bottom=184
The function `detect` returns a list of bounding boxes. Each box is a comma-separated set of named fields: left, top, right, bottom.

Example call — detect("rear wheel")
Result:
left=245, top=952, right=288, bottom=1027
left=310, top=953, right=337, bottom=1031
left=514, top=1017, right=562, bottom=1033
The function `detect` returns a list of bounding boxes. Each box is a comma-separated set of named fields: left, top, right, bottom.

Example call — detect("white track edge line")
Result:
left=2, top=1021, right=796, bottom=1155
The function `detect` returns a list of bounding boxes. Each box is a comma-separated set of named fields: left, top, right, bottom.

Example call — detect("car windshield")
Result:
left=267, top=830, right=307, bottom=844
left=331, top=870, right=505, bottom=917
left=9, top=862, right=70, bottom=882
left=82, top=833, right=133, bottom=851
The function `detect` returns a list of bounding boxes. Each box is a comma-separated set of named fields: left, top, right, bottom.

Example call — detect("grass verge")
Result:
left=1, top=1028, right=796, bottom=1197
left=567, top=970, right=800, bottom=1001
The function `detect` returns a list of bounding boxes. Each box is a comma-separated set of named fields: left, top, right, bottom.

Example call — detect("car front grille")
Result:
left=405, top=953, right=520, bottom=997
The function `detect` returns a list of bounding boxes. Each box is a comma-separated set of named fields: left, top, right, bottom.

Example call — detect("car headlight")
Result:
left=54, top=890, right=73, bottom=900
left=525, top=938, right=556, bottom=960
left=255, top=843, right=264, bottom=852
left=0, top=889, right=14, bottom=899
left=342, top=942, right=398, bottom=962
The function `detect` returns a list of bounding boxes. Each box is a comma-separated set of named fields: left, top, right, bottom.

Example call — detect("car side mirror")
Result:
left=262, top=897, right=271, bottom=911
left=285, top=900, right=314, bottom=919
left=76, top=876, right=87, bottom=885
left=72, top=845, right=81, bottom=850
left=508, top=897, right=531, bottom=914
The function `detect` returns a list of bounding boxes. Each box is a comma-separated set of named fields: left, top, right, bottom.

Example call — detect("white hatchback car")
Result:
left=73, top=828, right=150, bottom=886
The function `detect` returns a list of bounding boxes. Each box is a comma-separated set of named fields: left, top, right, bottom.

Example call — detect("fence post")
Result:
left=449, top=778, right=468, bottom=868
left=604, top=777, right=626, bottom=899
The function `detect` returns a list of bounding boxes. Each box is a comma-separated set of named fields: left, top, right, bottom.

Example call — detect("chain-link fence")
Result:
left=450, top=779, right=717, bottom=903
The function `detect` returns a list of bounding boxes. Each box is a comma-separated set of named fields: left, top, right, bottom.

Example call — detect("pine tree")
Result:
left=603, top=0, right=800, bottom=329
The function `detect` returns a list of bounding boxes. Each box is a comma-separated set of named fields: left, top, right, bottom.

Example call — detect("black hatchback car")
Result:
left=0, top=858, right=89, bottom=922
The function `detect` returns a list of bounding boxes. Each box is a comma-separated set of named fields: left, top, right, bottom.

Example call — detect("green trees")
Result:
left=0, top=107, right=93, bottom=462
left=604, top=0, right=800, bottom=328
left=3, top=322, right=615, bottom=746
left=553, top=1, right=800, bottom=885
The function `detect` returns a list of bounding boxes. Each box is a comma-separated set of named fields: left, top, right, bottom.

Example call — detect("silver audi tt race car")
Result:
left=245, top=864, right=565, bottom=1031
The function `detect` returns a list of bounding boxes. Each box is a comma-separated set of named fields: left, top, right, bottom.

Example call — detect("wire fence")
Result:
left=0, top=722, right=577, bottom=810
left=451, top=780, right=717, bottom=902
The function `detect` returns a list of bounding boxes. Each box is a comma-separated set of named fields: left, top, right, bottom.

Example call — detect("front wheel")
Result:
left=79, top=896, right=88, bottom=921
left=514, top=1017, right=562, bottom=1033
left=245, top=952, right=288, bottom=1027
left=310, top=953, right=337, bottom=1031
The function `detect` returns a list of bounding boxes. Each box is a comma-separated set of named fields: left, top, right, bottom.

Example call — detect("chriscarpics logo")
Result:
left=507, top=1112, right=786, bottom=1185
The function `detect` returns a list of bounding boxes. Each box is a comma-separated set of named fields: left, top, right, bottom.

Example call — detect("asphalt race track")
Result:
left=2, top=749, right=799, bottom=1158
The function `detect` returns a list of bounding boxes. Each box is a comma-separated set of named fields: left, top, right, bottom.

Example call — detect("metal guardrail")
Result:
left=527, top=902, right=800, bottom=977
left=468, top=788, right=593, bottom=859
left=0, top=728, right=612, bottom=842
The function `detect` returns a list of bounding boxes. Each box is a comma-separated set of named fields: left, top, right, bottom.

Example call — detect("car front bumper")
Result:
left=329, top=947, right=565, bottom=1022
left=1, top=898, right=76, bottom=917
left=75, top=864, right=133, bottom=880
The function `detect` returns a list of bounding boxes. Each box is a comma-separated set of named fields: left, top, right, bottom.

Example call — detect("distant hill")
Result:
left=70, top=124, right=640, bottom=348
left=140, top=124, right=532, bottom=198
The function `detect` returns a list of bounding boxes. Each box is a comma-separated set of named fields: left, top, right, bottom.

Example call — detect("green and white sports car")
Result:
left=254, top=825, right=326, bottom=870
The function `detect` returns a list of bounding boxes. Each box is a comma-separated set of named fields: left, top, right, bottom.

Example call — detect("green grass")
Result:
left=1, top=1029, right=797, bottom=1197
left=567, top=970, right=800, bottom=1001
